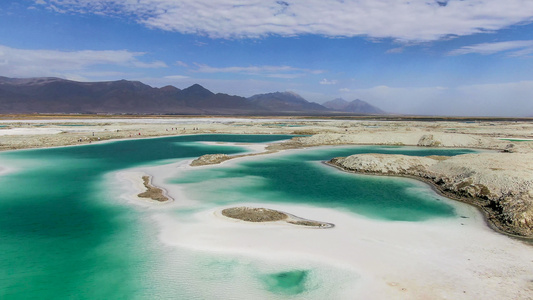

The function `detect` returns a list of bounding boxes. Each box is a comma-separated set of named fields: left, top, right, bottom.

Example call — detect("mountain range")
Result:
left=323, top=98, right=385, bottom=114
left=0, top=77, right=385, bottom=115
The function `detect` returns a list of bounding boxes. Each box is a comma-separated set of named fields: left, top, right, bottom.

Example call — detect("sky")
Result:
left=1, top=0, right=533, bottom=116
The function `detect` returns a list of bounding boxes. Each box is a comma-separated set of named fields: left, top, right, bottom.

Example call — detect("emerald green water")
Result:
left=261, top=270, right=308, bottom=295
left=173, top=146, right=474, bottom=221
left=0, top=134, right=293, bottom=299
left=0, top=135, right=476, bottom=299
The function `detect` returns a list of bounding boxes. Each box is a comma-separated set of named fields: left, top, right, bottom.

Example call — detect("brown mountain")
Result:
left=322, top=98, right=385, bottom=114
left=0, top=77, right=258, bottom=114
left=247, top=91, right=328, bottom=112
left=0, top=77, right=386, bottom=115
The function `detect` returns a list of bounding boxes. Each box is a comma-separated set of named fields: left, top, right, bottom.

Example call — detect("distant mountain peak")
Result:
left=188, top=83, right=205, bottom=89
left=323, top=98, right=385, bottom=114
left=322, top=98, right=349, bottom=110
left=283, top=91, right=305, bottom=99
left=248, top=91, right=328, bottom=112
left=159, top=85, right=180, bottom=92
left=249, top=91, right=308, bottom=104
left=180, top=84, right=214, bottom=98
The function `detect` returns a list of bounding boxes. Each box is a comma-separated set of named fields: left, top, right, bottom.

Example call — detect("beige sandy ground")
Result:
left=1, top=116, right=532, bottom=152
left=2, top=117, right=533, bottom=299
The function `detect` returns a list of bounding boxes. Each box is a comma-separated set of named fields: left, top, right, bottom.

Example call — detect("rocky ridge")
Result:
left=328, top=153, right=533, bottom=237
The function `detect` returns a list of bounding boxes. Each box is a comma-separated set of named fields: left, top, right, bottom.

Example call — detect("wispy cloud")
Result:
left=33, top=0, right=533, bottom=41
left=386, top=47, right=405, bottom=54
left=164, top=75, right=189, bottom=80
left=449, top=40, right=533, bottom=56
left=320, top=78, right=337, bottom=85
left=191, top=63, right=323, bottom=78
left=175, top=61, right=189, bottom=67
left=0, top=44, right=166, bottom=78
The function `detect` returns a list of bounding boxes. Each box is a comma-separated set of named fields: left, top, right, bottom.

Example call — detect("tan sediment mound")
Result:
left=328, top=153, right=533, bottom=237
left=190, top=150, right=279, bottom=167
left=222, top=207, right=287, bottom=222
left=221, top=206, right=334, bottom=228
left=190, top=154, right=231, bottom=166
left=272, top=132, right=512, bottom=151
left=138, top=175, right=170, bottom=202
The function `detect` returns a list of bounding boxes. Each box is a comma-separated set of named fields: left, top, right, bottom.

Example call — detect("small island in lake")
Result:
left=138, top=175, right=171, bottom=202
left=221, top=207, right=334, bottom=229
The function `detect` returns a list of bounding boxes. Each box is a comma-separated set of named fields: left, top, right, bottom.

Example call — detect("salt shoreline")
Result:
left=2, top=118, right=533, bottom=298
left=108, top=145, right=533, bottom=299
left=323, top=160, right=526, bottom=240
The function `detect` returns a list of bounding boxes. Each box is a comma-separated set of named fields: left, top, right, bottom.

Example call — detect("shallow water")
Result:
left=0, top=134, right=293, bottom=299
left=172, top=146, right=474, bottom=221
left=0, top=135, right=477, bottom=299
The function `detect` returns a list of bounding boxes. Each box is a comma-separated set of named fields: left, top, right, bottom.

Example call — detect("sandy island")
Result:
left=220, top=206, right=334, bottom=228
left=137, top=175, right=171, bottom=202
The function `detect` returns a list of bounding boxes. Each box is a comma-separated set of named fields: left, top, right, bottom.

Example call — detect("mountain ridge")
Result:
left=323, top=98, right=385, bottom=114
left=0, top=77, right=385, bottom=115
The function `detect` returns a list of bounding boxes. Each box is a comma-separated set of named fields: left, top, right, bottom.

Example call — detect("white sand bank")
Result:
left=0, top=127, right=63, bottom=135
left=115, top=150, right=533, bottom=300
left=197, top=141, right=270, bottom=154
left=153, top=202, right=533, bottom=300
left=0, top=117, right=288, bottom=125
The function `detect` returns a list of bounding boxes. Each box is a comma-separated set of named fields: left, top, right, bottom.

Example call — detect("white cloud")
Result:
left=449, top=40, right=533, bottom=56
left=386, top=47, right=405, bottom=54
left=190, top=63, right=323, bottom=78
left=175, top=61, right=189, bottom=67
left=320, top=78, right=337, bottom=85
left=0, top=44, right=166, bottom=78
left=33, top=0, right=533, bottom=41
left=164, top=75, right=189, bottom=80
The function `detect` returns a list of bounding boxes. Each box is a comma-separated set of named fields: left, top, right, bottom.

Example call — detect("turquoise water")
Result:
left=261, top=270, right=308, bottom=295
left=0, top=135, right=476, bottom=299
left=499, top=138, right=533, bottom=142
left=0, top=134, right=293, bottom=299
left=173, top=146, right=474, bottom=221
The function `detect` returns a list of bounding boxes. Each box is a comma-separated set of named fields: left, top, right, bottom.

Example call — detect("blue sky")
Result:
left=1, top=0, right=533, bottom=116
